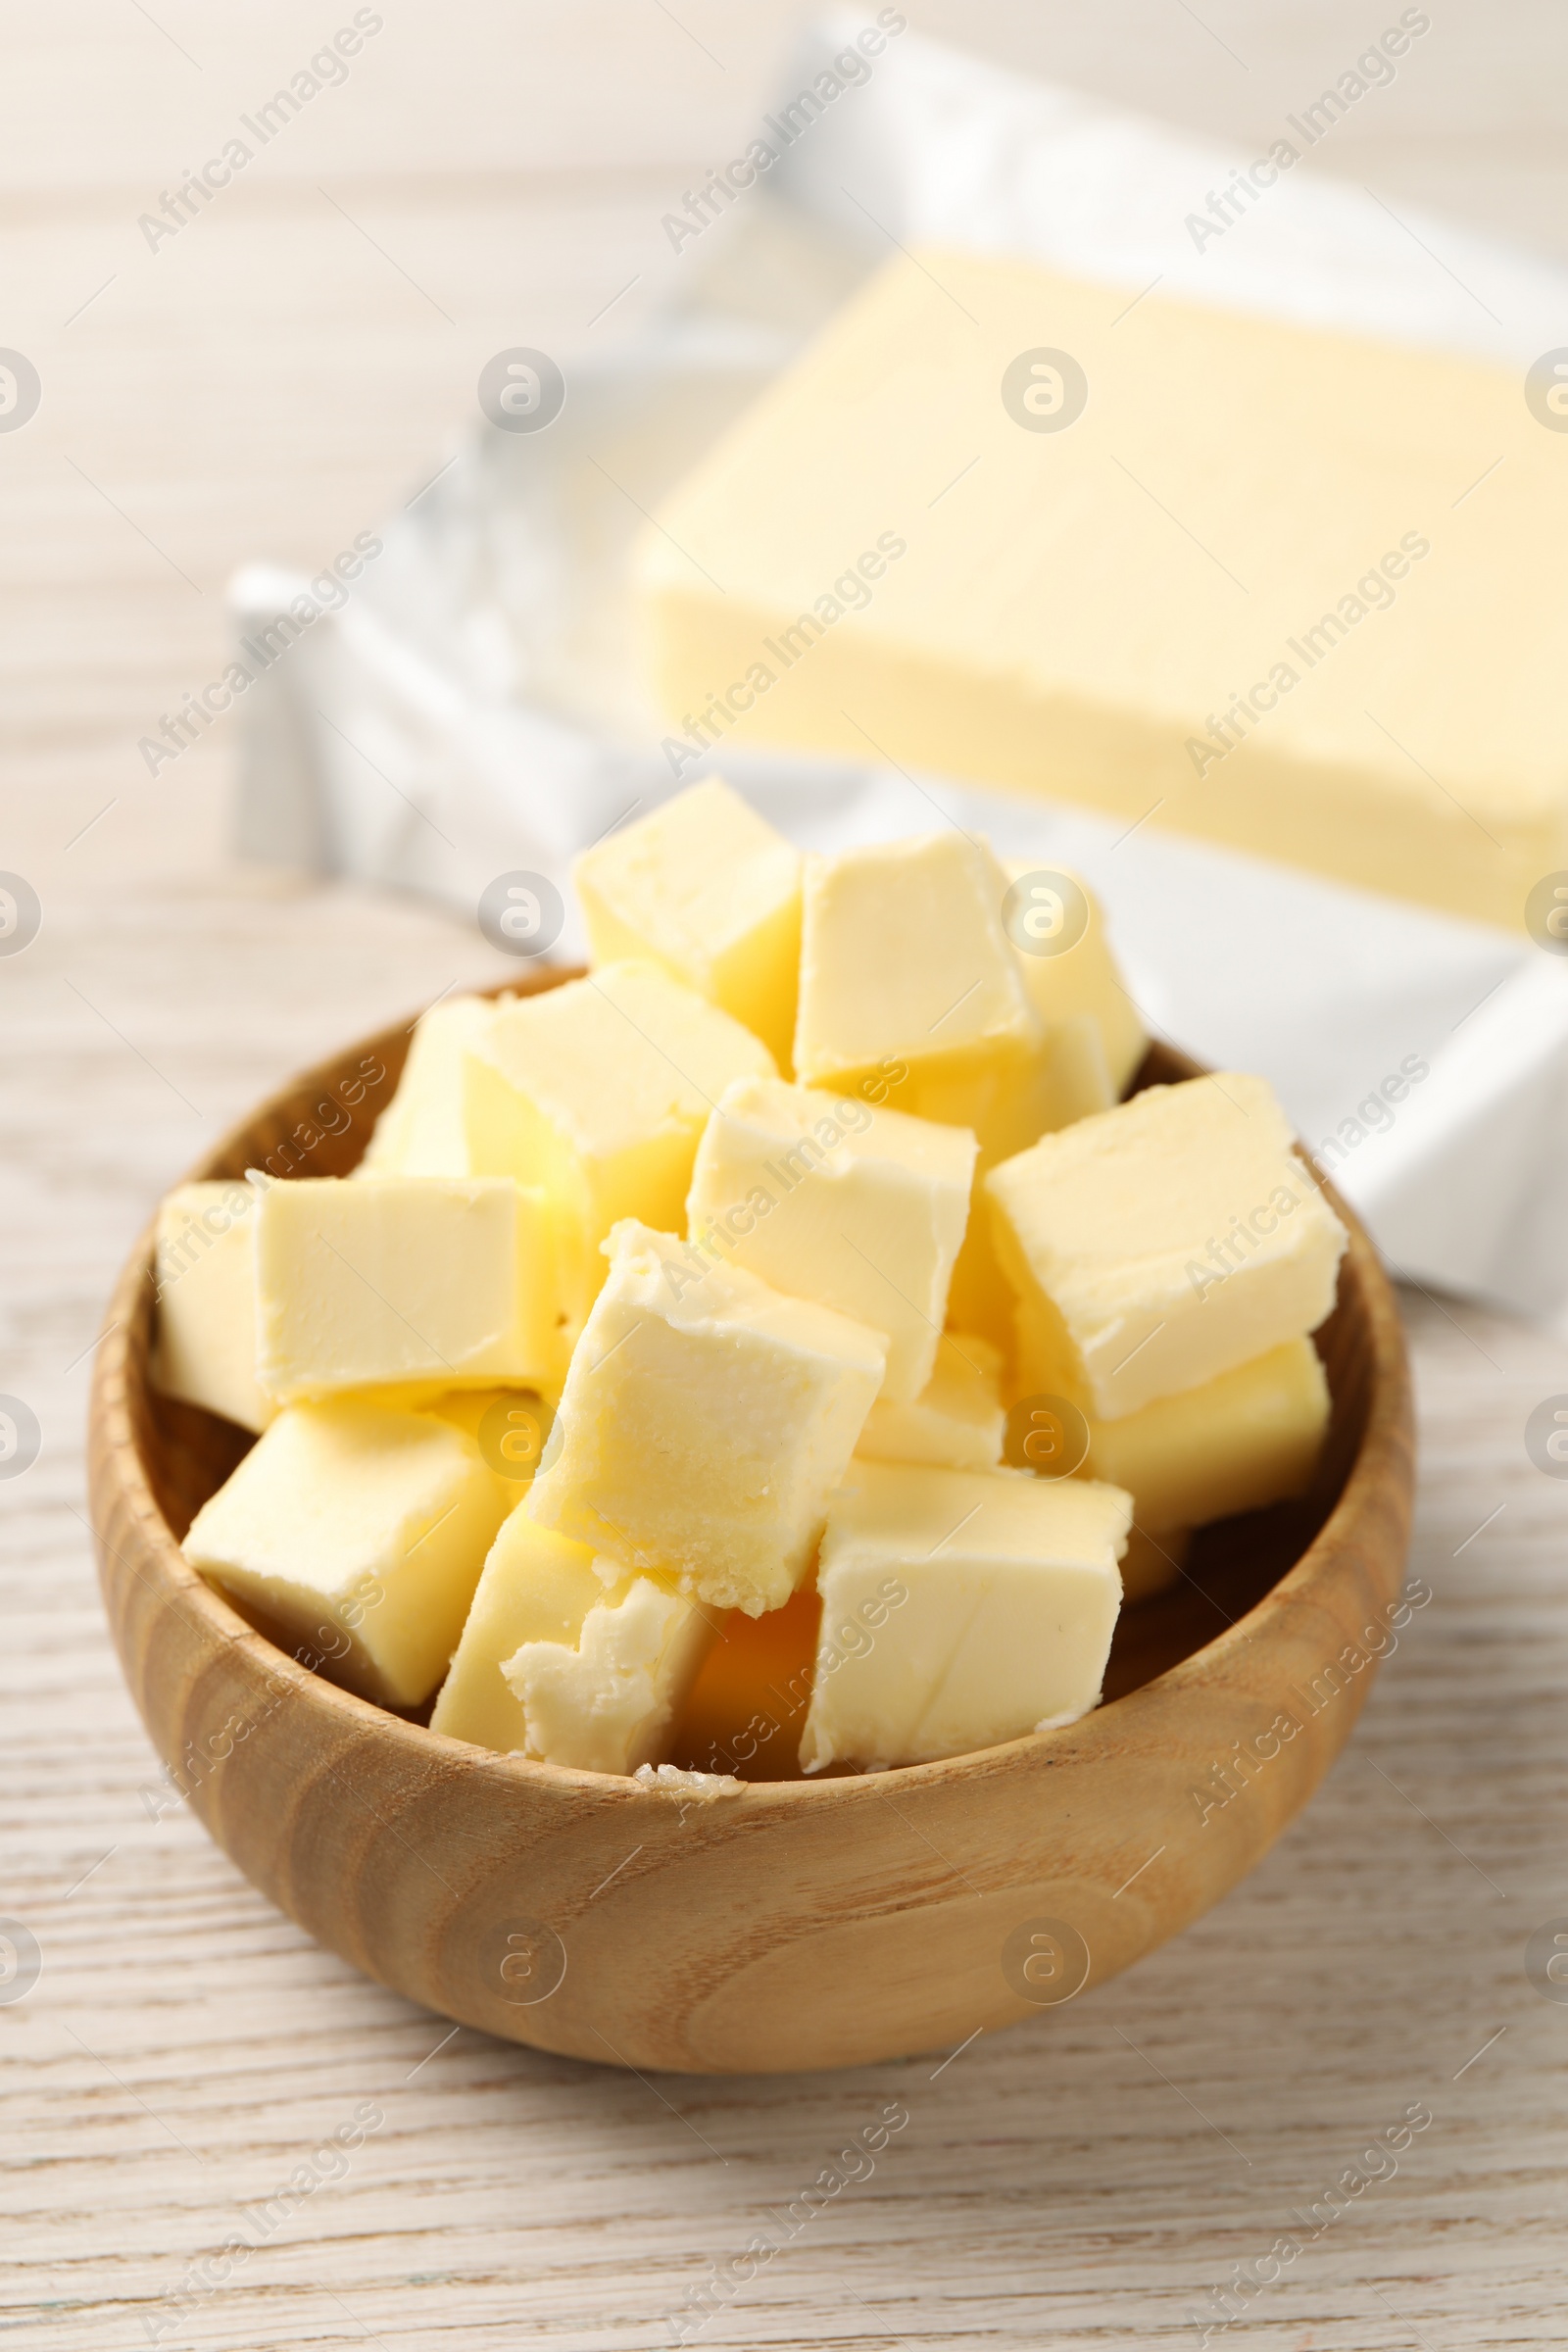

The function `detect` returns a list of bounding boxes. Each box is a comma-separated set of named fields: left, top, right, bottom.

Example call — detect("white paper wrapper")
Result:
left=230, top=15, right=1568, bottom=1334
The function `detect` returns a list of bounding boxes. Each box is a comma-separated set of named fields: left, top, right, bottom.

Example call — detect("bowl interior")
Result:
left=128, top=975, right=1373, bottom=1762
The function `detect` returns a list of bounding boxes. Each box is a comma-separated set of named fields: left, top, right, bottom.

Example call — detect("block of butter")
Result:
left=183, top=1396, right=512, bottom=1706
left=636, top=248, right=1568, bottom=928
left=794, top=832, right=1050, bottom=1168
left=988, top=1073, right=1347, bottom=1418
left=574, top=779, right=802, bottom=1069
left=856, top=1332, right=1004, bottom=1471
left=255, top=1175, right=568, bottom=1401
left=686, top=1075, right=975, bottom=1401
left=463, top=960, right=774, bottom=1311
left=800, top=1462, right=1130, bottom=1771
left=1004, top=862, right=1147, bottom=1098
left=527, top=1220, right=886, bottom=1614
left=358, top=993, right=499, bottom=1179
left=150, top=1180, right=273, bottom=1433
left=1074, top=1335, right=1331, bottom=1530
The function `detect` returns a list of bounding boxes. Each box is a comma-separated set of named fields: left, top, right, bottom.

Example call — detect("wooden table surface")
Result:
left=5, top=5, right=1568, bottom=2345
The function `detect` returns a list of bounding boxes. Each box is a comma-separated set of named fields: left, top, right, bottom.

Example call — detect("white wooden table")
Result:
left=4, top=6, right=1568, bottom=2343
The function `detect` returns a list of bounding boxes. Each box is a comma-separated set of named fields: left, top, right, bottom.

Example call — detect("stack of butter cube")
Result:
left=161, top=778, right=1346, bottom=1779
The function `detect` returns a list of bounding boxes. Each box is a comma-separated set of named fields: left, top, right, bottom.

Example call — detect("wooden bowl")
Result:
left=87, top=972, right=1413, bottom=2074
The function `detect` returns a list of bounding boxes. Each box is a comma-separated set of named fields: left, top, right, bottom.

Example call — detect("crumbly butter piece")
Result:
left=686, top=1075, right=975, bottom=1401
left=636, top=248, right=1568, bottom=930
left=463, top=960, right=774, bottom=1313
left=669, top=1588, right=821, bottom=1780
left=793, top=832, right=1049, bottom=1166
left=856, top=1332, right=1004, bottom=1471
left=1004, top=861, right=1148, bottom=1097
left=632, top=1762, right=744, bottom=1797
left=989, top=1073, right=1347, bottom=1418
left=183, top=1397, right=511, bottom=1706
left=432, top=1505, right=711, bottom=1770
left=526, top=1219, right=886, bottom=1614
left=800, top=1462, right=1130, bottom=1771
left=574, top=779, right=803, bottom=1068
left=358, top=994, right=499, bottom=1178
left=502, top=1569, right=715, bottom=1776
left=255, top=1175, right=568, bottom=1401
left=431, top=1514, right=601, bottom=1751
left=1078, top=1336, right=1331, bottom=1529
left=150, top=1181, right=274, bottom=1433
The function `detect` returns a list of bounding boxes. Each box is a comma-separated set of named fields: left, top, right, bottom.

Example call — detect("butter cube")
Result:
left=794, top=833, right=1049, bottom=1167
left=989, top=1073, right=1348, bottom=1418
left=1077, top=1337, right=1331, bottom=1529
left=1004, top=863, right=1147, bottom=1099
left=358, top=994, right=499, bottom=1178
left=501, top=1567, right=715, bottom=1777
left=255, top=1175, right=568, bottom=1401
left=574, top=779, right=802, bottom=1068
left=669, top=1589, right=821, bottom=1780
left=527, top=1220, right=886, bottom=1614
left=857, top=1333, right=1004, bottom=1472
left=150, top=1181, right=273, bottom=1433
left=686, top=1076, right=975, bottom=1401
left=800, top=1463, right=1130, bottom=1771
left=463, top=960, right=774, bottom=1313
left=183, top=1397, right=512, bottom=1706
left=1034, top=1016, right=1116, bottom=1129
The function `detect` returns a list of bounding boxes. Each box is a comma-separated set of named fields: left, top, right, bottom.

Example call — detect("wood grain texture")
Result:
left=84, top=998, right=1415, bottom=2076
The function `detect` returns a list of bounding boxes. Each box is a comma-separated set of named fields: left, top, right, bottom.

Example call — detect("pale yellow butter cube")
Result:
left=358, top=993, right=499, bottom=1178
left=989, top=1073, right=1348, bottom=1419
left=794, top=832, right=1050, bottom=1167
left=182, top=1397, right=512, bottom=1707
left=686, top=1076, right=975, bottom=1401
left=150, top=1181, right=273, bottom=1434
left=857, top=1333, right=1004, bottom=1472
left=573, top=779, right=802, bottom=1068
left=1034, top=1015, right=1116, bottom=1130
left=431, top=1509, right=702, bottom=1765
left=527, top=1220, right=886, bottom=1614
left=463, top=960, right=774, bottom=1313
left=1077, top=1337, right=1331, bottom=1529
left=255, top=1175, right=568, bottom=1401
left=800, top=1462, right=1130, bottom=1771
left=1004, top=862, right=1148, bottom=1098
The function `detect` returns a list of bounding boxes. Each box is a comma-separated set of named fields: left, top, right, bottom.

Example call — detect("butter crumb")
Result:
left=632, top=1762, right=744, bottom=1798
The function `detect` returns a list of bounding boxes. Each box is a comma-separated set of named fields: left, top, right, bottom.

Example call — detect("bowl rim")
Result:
left=90, top=970, right=1413, bottom=1812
